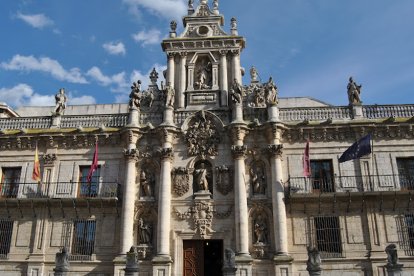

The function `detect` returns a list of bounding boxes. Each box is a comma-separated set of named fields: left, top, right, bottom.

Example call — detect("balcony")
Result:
left=287, top=174, right=414, bottom=196
left=0, top=182, right=120, bottom=200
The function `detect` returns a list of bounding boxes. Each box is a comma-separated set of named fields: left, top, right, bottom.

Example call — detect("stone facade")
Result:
left=1, top=1, right=414, bottom=275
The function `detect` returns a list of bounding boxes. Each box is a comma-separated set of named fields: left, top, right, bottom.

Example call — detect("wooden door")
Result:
left=183, top=240, right=204, bottom=276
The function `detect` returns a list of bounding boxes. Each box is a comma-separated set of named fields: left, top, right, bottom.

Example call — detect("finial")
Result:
left=213, top=0, right=219, bottom=15
left=170, top=20, right=177, bottom=38
left=200, top=0, right=208, bottom=5
left=188, top=0, right=194, bottom=14
left=231, top=17, right=238, bottom=35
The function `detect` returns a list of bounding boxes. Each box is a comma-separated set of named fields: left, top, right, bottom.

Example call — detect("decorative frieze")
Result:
left=172, top=167, right=190, bottom=197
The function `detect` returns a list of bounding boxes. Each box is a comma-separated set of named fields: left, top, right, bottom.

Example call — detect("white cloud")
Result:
left=16, top=12, right=54, bottom=29
left=1, top=55, right=88, bottom=84
left=123, top=0, right=186, bottom=21
left=102, top=41, right=126, bottom=56
left=0, top=84, right=96, bottom=108
left=86, top=67, right=128, bottom=91
left=132, top=29, right=162, bottom=46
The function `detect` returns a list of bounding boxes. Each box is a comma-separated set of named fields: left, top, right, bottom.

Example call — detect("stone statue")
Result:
left=195, top=59, right=211, bottom=90
left=129, top=80, right=142, bottom=108
left=188, top=0, right=194, bottom=9
left=250, top=66, right=258, bottom=82
left=223, top=248, right=236, bottom=268
left=230, top=78, right=243, bottom=104
left=254, top=215, right=268, bottom=244
left=125, top=246, right=139, bottom=272
left=385, top=244, right=399, bottom=266
left=347, top=77, right=362, bottom=105
left=306, top=247, right=321, bottom=273
left=195, top=163, right=210, bottom=191
left=140, top=169, right=153, bottom=197
left=231, top=17, right=237, bottom=30
left=165, top=82, right=175, bottom=107
left=54, top=88, right=67, bottom=115
left=265, top=76, right=278, bottom=104
left=250, top=164, right=266, bottom=195
left=170, top=20, right=177, bottom=32
left=138, top=218, right=152, bottom=245
left=54, top=246, right=70, bottom=272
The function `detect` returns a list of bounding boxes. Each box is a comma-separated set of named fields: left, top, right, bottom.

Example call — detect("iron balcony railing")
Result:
left=287, top=174, right=414, bottom=195
left=0, top=182, right=120, bottom=199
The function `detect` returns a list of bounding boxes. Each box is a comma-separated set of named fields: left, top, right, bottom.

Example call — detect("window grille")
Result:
left=307, top=216, right=343, bottom=258
left=71, top=220, right=96, bottom=256
left=0, top=219, right=13, bottom=258
left=397, top=214, right=414, bottom=256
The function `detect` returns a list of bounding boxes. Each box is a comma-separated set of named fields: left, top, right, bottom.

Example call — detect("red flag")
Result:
left=303, top=140, right=311, bottom=177
left=87, top=143, right=98, bottom=183
left=32, top=144, right=41, bottom=182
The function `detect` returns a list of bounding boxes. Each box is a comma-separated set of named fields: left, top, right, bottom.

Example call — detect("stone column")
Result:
left=178, top=52, right=187, bottom=108
left=231, top=127, right=251, bottom=258
left=267, top=127, right=289, bottom=256
left=231, top=50, right=242, bottom=83
left=120, top=132, right=140, bottom=254
left=167, top=53, right=175, bottom=88
left=153, top=130, right=174, bottom=276
left=220, top=50, right=229, bottom=106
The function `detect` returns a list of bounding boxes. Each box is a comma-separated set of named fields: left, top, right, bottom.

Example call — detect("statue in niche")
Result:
left=140, top=169, right=154, bottom=197
left=250, top=162, right=266, bottom=195
left=253, top=214, right=268, bottom=244
left=230, top=78, right=243, bottom=104
left=194, top=161, right=212, bottom=193
left=138, top=218, right=152, bottom=245
left=164, top=82, right=175, bottom=107
left=194, top=57, right=211, bottom=90
left=264, top=76, right=278, bottom=104
left=347, top=77, right=362, bottom=105
left=54, top=88, right=67, bottom=115
left=129, top=80, right=142, bottom=108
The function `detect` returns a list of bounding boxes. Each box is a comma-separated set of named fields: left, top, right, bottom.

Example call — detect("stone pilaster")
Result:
left=231, top=50, right=242, bottom=83
left=219, top=50, right=228, bottom=106
left=178, top=52, right=187, bottom=108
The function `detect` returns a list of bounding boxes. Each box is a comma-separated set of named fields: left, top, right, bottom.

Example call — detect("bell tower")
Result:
left=161, top=0, right=245, bottom=110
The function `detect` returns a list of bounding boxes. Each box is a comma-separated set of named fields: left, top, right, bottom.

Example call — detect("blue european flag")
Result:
left=338, top=134, right=372, bottom=163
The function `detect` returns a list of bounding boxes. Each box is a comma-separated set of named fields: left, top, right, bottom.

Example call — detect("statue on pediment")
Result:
left=347, top=77, right=362, bottom=105
left=54, top=88, right=67, bottom=115
left=129, top=80, right=142, bottom=109
left=265, top=76, right=278, bottom=105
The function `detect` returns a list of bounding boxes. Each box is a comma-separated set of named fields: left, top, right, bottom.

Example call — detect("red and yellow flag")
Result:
left=32, top=145, right=41, bottom=182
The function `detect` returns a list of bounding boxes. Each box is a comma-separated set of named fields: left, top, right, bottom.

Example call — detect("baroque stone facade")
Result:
left=1, top=1, right=414, bottom=276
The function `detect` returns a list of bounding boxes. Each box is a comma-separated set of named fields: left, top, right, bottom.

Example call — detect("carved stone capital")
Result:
left=124, top=148, right=140, bottom=161
left=179, top=51, right=188, bottom=57
left=230, top=126, right=248, bottom=144
left=231, top=49, right=240, bottom=56
left=160, top=147, right=174, bottom=160
left=267, top=144, right=283, bottom=158
left=231, top=145, right=247, bottom=159
left=158, top=128, right=176, bottom=144
left=167, top=52, right=177, bottom=59
left=219, top=50, right=228, bottom=56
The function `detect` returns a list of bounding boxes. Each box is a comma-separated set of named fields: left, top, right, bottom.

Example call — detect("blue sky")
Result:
left=1, top=0, right=414, bottom=108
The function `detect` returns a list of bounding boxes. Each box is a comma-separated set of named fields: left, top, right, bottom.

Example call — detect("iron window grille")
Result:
left=397, top=214, right=414, bottom=256
left=0, top=219, right=13, bottom=259
left=61, top=219, right=96, bottom=260
left=307, top=216, right=344, bottom=258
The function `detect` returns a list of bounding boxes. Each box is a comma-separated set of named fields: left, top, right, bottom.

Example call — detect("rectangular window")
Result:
left=310, top=160, right=334, bottom=193
left=1, top=167, right=21, bottom=198
left=397, top=214, right=414, bottom=256
left=0, top=219, right=14, bottom=258
left=397, top=158, right=414, bottom=190
left=308, top=216, right=343, bottom=258
left=78, top=166, right=100, bottom=198
left=71, top=220, right=96, bottom=256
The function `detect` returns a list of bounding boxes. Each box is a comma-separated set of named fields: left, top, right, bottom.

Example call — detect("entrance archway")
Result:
left=183, top=239, right=223, bottom=276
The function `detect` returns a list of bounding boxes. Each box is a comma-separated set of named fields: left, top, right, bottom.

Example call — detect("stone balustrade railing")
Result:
left=363, top=105, right=414, bottom=119
left=0, top=116, right=52, bottom=130
left=1, top=104, right=414, bottom=130
left=279, top=106, right=352, bottom=122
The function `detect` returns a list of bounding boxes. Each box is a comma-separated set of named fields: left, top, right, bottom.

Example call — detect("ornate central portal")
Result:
left=183, top=240, right=223, bottom=276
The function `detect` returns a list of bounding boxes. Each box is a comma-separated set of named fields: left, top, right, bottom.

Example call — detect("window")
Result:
left=1, top=167, right=21, bottom=198
left=0, top=219, right=13, bottom=258
left=308, top=216, right=343, bottom=258
left=72, top=220, right=96, bottom=256
left=397, top=214, right=414, bottom=256
left=310, top=160, right=334, bottom=193
left=78, top=166, right=100, bottom=197
left=397, top=158, right=414, bottom=190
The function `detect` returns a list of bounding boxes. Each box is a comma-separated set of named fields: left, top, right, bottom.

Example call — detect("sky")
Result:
left=1, top=0, right=414, bottom=109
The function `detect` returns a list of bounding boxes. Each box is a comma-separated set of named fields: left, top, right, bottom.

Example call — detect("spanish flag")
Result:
left=32, top=145, right=41, bottom=182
